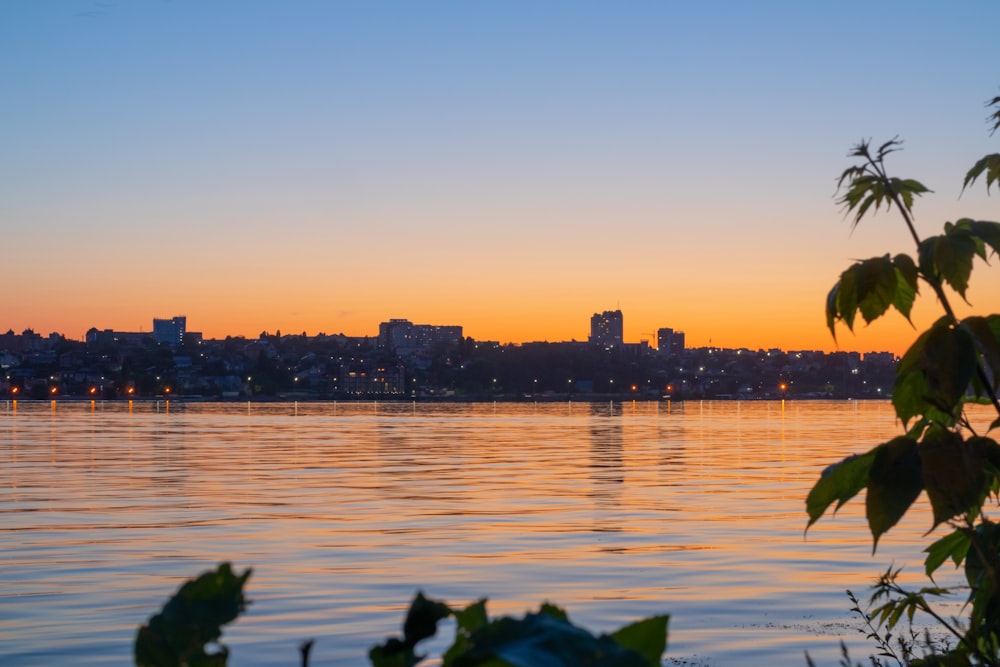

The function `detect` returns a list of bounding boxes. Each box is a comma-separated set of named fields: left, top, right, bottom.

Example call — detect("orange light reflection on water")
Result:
left=0, top=400, right=978, bottom=666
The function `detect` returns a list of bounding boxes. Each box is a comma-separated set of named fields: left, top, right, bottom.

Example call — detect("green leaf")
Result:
left=806, top=450, right=877, bottom=529
left=925, top=529, right=972, bottom=578
left=990, top=94, right=1000, bottom=135
left=135, top=562, right=252, bottom=667
left=921, top=323, right=978, bottom=413
left=966, top=220, right=1000, bottom=257
left=867, top=436, right=923, bottom=550
left=891, top=254, right=919, bottom=321
left=893, top=318, right=976, bottom=426
left=826, top=255, right=920, bottom=337
left=918, top=428, right=983, bottom=529
left=835, top=263, right=861, bottom=331
left=454, top=600, right=489, bottom=635
left=892, top=177, right=931, bottom=211
left=826, top=282, right=841, bottom=339
left=963, top=316, right=1000, bottom=395
left=372, top=592, right=453, bottom=667
left=369, top=641, right=422, bottom=667
left=855, top=255, right=897, bottom=324
left=403, top=592, right=453, bottom=646
left=893, top=325, right=936, bottom=426
left=610, top=615, right=670, bottom=667
left=963, top=154, right=1000, bottom=194
left=919, top=232, right=978, bottom=299
left=537, top=603, right=570, bottom=622
left=443, top=600, right=490, bottom=667
left=835, top=149, right=929, bottom=228
left=972, top=436, right=1000, bottom=486
left=963, top=520, right=1000, bottom=607
left=950, top=219, right=990, bottom=261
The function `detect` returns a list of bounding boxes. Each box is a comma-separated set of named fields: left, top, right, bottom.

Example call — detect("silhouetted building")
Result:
left=379, top=319, right=418, bottom=351
left=86, top=327, right=150, bottom=347
left=590, top=310, right=623, bottom=349
left=153, top=316, right=186, bottom=346
left=378, top=318, right=462, bottom=356
left=657, top=328, right=685, bottom=356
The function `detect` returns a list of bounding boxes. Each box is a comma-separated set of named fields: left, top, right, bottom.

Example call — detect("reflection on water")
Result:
left=0, top=400, right=977, bottom=666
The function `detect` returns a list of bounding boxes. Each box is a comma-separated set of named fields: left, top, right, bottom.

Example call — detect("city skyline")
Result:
left=11, top=308, right=908, bottom=357
left=4, top=2, right=1000, bottom=357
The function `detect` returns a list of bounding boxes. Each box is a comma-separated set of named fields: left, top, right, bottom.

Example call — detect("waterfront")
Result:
left=0, top=400, right=975, bottom=665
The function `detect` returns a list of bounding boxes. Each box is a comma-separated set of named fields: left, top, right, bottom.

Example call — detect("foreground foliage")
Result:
left=808, top=92, right=1000, bottom=665
left=369, top=592, right=668, bottom=667
left=135, top=563, right=252, bottom=667
left=134, top=563, right=669, bottom=667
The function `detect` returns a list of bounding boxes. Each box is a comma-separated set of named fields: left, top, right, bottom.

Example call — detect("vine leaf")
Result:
left=924, top=529, right=971, bottom=579
left=962, top=315, right=1000, bottom=396
left=135, top=563, right=252, bottom=667
left=965, top=220, right=1000, bottom=257
left=867, top=436, right=923, bottom=551
left=893, top=318, right=977, bottom=427
left=442, top=600, right=488, bottom=666
left=837, top=171, right=930, bottom=229
left=918, top=428, right=983, bottom=529
left=440, top=604, right=659, bottom=667
left=611, top=615, right=671, bottom=667
left=990, top=94, right=1000, bottom=135
left=371, top=592, right=453, bottom=667
left=963, top=154, right=1000, bottom=194
left=826, top=254, right=919, bottom=338
left=806, top=450, right=877, bottom=529
left=919, top=230, right=978, bottom=300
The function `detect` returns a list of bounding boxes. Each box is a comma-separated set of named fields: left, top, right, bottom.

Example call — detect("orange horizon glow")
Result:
left=8, top=261, right=999, bottom=357
left=8, top=214, right=999, bottom=358
left=0, top=303, right=956, bottom=357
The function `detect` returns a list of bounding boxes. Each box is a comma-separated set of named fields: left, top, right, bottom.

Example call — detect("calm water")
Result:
left=0, top=400, right=977, bottom=666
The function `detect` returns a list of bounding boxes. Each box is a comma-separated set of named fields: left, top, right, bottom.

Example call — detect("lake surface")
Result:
left=0, top=400, right=979, bottom=666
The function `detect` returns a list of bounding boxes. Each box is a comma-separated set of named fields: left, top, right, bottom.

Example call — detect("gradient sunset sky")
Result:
left=3, top=1, right=999, bottom=354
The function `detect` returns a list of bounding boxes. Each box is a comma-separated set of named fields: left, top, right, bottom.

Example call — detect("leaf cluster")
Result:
left=836, top=139, right=931, bottom=230
left=134, top=562, right=252, bottom=667
left=807, top=431, right=1000, bottom=549
left=370, top=592, right=669, bottom=667
left=961, top=95, right=1000, bottom=193
left=810, top=90, right=1000, bottom=664
left=134, top=570, right=669, bottom=667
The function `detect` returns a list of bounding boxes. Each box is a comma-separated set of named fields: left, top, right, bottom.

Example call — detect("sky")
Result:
left=2, top=1, right=1000, bottom=355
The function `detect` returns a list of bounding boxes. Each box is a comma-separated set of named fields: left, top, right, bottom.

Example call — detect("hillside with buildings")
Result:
left=0, top=311, right=896, bottom=401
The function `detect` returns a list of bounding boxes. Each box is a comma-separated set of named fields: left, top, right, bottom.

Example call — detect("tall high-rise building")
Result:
left=589, top=310, right=623, bottom=349
left=153, top=316, right=186, bottom=346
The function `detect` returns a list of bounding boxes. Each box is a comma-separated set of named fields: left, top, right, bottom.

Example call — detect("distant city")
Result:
left=0, top=310, right=897, bottom=401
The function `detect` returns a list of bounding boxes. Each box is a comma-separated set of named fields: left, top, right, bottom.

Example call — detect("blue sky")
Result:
left=3, top=1, right=999, bottom=352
